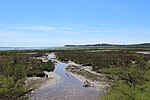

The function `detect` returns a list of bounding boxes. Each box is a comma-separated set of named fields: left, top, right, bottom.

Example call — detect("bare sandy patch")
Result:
left=26, top=72, right=61, bottom=91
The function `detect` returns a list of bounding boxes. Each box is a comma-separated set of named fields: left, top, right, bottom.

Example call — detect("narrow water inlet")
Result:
left=31, top=53, right=100, bottom=100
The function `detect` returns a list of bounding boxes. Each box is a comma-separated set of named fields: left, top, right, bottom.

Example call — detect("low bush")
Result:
left=0, top=50, right=55, bottom=99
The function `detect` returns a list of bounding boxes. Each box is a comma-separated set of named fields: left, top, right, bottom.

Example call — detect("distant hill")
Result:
left=65, top=43, right=150, bottom=48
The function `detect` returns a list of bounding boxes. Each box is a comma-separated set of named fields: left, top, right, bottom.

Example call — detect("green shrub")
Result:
left=0, top=50, right=55, bottom=99
left=34, top=71, right=46, bottom=77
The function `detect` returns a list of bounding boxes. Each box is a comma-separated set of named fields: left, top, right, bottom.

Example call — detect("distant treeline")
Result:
left=65, top=43, right=150, bottom=48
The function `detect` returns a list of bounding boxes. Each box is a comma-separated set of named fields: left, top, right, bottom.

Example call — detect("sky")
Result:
left=0, top=0, right=150, bottom=47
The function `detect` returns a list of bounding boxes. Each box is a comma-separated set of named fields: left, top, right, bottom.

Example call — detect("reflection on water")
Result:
left=31, top=53, right=100, bottom=100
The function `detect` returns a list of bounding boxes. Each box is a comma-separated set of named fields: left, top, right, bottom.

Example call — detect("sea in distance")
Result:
left=0, top=47, right=64, bottom=50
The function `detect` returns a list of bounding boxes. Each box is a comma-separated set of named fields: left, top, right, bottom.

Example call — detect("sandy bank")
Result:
left=69, top=72, right=109, bottom=92
left=66, top=61, right=110, bottom=92
left=41, top=71, right=61, bottom=88
left=26, top=71, right=61, bottom=91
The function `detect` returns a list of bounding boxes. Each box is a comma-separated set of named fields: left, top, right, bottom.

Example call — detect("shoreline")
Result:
left=68, top=71, right=109, bottom=92
left=26, top=71, right=61, bottom=91
left=26, top=55, right=61, bottom=90
left=66, top=61, right=110, bottom=92
left=40, top=71, right=61, bottom=89
left=28, top=54, right=61, bottom=90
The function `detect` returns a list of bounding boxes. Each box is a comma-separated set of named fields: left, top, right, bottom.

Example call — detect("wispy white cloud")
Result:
left=3, top=23, right=150, bottom=35
left=30, top=26, right=57, bottom=31
left=0, top=23, right=150, bottom=46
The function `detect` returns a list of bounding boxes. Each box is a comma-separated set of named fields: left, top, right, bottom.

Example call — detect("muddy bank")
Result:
left=66, top=61, right=110, bottom=92
left=26, top=71, right=61, bottom=91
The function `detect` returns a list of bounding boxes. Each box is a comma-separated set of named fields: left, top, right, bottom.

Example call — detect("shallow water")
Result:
left=31, top=54, right=100, bottom=100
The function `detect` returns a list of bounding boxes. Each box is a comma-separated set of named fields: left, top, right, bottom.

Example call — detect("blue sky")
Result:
left=0, top=0, right=150, bottom=47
